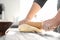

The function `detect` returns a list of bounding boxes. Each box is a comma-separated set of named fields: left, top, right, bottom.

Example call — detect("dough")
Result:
left=18, top=22, right=43, bottom=33
left=25, top=22, right=43, bottom=29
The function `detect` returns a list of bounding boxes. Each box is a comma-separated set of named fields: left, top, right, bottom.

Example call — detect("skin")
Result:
left=19, top=2, right=60, bottom=31
left=42, top=9, right=60, bottom=31
left=19, top=2, right=41, bottom=25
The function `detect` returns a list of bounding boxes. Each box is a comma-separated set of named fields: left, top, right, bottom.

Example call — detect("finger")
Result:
left=43, top=24, right=50, bottom=31
left=49, top=26, right=57, bottom=31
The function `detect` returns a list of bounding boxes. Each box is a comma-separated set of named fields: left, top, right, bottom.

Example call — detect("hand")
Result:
left=43, top=19, right=59, bottom=31
left=19, top=18, right=31, bottom=25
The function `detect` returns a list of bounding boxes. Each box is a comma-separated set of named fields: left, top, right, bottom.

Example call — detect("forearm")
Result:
left=26, top=2, right=41, bottom=20
left=52, top=9, right=60, bottom=26
left=26, top=0, right=47, bottom=20
left=56, top=0, right=60, bottom=24
left=56, top=9, right=60, bottom=24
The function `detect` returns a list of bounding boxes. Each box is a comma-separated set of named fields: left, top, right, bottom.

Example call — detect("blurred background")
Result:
left=0, top=0, right=58, bottom=22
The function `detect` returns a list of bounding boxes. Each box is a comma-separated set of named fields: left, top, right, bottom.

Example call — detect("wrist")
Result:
left=25, top=17, right=31, bottom=21
left=24, top=18, right=31, bottom=22
left=53, top=17, right=60, bottom=26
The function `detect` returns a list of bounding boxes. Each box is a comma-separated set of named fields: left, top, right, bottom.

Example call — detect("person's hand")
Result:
left=43, top=19, right=59, bottom=31
left=19, top=18, right=31, bottom=25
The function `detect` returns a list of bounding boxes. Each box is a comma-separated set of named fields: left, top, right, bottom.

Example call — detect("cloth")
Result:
left=0, top=28, right=60, bottom=40
left=34, top=0, right=60, bottom=10
left=34, top=0, right=47, bottom=7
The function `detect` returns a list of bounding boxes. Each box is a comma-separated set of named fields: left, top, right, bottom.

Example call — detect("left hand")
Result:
left=19, top=18, right=31, bottom=25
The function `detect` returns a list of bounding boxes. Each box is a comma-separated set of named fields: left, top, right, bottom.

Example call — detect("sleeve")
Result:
left=34, top=0, right=47, bottom=7
left=57, top=0, right=60, bottom=10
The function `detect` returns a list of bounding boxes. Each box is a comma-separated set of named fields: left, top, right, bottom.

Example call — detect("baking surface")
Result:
left=0, top=28, right=60, bottom=40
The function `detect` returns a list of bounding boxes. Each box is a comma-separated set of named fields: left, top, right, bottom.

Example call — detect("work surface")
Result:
left=0, top=28, right=60, bottom=40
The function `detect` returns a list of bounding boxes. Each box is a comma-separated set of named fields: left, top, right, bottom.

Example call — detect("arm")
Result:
left=19, top=0, right=47, bottom=25
left=26, top=0, right=47, bottom=20
left=19, top=2, right=41, bottom=25
left=25, top=2, right=41, bottom=20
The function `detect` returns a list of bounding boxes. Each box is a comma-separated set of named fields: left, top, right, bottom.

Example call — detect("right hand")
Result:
left=42, top=19, right=58, bottom=31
